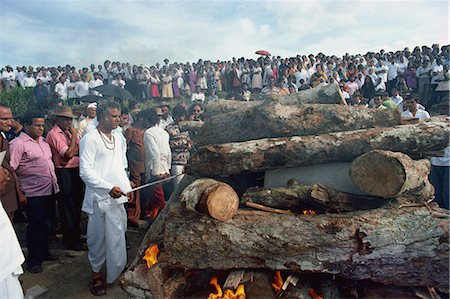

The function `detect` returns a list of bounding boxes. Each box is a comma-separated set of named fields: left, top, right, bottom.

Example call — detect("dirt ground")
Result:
left=13, top=214, right=148, bottom=299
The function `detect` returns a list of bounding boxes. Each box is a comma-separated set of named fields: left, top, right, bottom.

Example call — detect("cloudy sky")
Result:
left=0, top=0, right=448, bottom=68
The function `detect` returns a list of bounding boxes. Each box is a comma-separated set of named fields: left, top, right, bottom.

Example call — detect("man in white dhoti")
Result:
left=0, top=199, right=25, bottom=299
left=79, top=101, right=131, bottom=296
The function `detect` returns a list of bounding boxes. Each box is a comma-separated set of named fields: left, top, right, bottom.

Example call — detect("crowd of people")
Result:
left=1, top=43, right=449, bottom=109
left=0, top=43, right=449, bottom=297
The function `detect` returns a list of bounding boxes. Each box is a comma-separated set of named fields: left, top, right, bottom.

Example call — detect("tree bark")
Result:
left=179, top=178, right=239, bottom=222
left=204, top=84, right=345, bottom=117
left=349, top=150, right=435, bottom=203
left=161, top=204, right=449, bottom=289
left=241, top=181, right=389, bottom=213
left=197, top=103, right=402, bottom=146
left=187, top=119, right=449, bottom=177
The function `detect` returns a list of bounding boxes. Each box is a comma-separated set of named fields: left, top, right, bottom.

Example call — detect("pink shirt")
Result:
left=9, top=133, right=59, bottom=197
left=46, top=124, right=80, bottom=168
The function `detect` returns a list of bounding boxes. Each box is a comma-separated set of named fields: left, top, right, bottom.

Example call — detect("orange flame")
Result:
left=309, top=288, right=324, bottom=299
left=302, top=210, right=316, bottom=215
left=208, top=277, right=246, bottom=299
left=271, top=271, right=283, bottom=292
left=142, top=244, right=159, bottom=268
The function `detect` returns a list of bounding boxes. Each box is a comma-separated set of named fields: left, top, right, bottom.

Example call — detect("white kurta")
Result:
left=0, top=202, right=24, bottom=299
left=144, top=126, right=171, bottom=178
left=79, top=129, right=131, bottom=283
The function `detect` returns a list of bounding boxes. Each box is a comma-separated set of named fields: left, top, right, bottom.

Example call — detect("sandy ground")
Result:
left=13, top=215, right=148, bottom=299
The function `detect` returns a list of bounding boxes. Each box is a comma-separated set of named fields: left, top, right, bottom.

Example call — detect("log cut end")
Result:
left=204, top=185, right=240, bottom=222
left=350, top=150, right=406, bottom=198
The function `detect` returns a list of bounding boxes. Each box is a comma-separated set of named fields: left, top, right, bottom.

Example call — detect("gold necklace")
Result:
left=97, top=129, right=115, bottom=150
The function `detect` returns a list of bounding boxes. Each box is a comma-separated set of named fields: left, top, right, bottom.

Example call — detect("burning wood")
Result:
left=142, top=244, right=159, bottom=268
left=208, top=277, right=245, bottom=299
left=271, top=271, right=283, bottom=293
left=302, top=210, right=316, bottom=215
left=309, top=288, right=324, bottom=299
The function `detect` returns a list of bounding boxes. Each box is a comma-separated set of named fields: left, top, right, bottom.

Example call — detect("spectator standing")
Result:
left=9, top=112, right=60, bottom=273
left=401, top=95, right=431, bottom=119
left=79, top=101, right=131, bottom=296
left=77, top=103, right=97, bottom=139
left=0, top=104, right=21, bottom=221
left=142, top=109, right=171, bottom=221
left=1, top=66, right=17, bottom=90
left=46, top=106, right=86, bottom=252
left=415, top=59, right=432, bottom=107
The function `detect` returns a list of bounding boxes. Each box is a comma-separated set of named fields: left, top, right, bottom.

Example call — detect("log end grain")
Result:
left=205, top=185, right=239, bottom=222
left=350, top=151, right=406, bottom=198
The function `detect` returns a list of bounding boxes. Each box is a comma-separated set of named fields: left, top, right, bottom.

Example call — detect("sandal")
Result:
left=89, top=274, right=107, bottom=296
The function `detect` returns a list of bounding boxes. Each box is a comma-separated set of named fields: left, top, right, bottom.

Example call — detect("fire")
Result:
left=208, top=277, right=245, bottom=299
left=302, top=210, right=316, bottom=215
left=142, top=244, right=159, bottom=268
left=309, top=288, right=324, bottom=299
left=271, top=271, right=283, bottom=292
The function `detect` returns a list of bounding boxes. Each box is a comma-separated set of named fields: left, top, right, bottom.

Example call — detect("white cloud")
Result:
left=0, top=0, right=448, bottom=67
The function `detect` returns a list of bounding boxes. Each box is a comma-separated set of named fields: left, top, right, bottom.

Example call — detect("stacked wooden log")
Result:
left=122, top=85, right=450, bottom=298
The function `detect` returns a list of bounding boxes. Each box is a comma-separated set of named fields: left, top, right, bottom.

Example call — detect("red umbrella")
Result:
left=255, top=50, right=271, bottom=56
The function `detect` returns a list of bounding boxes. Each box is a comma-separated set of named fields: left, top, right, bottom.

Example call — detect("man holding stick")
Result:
left=79, top=101, right=131, bottom=296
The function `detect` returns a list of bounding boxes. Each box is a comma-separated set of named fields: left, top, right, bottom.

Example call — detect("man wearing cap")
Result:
left=78, top=103, right=97, bottom=139
left=46, top=106, right=86, bottom=251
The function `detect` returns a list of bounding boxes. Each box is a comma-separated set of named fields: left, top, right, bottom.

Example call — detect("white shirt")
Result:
left=89, top=79, right=103, bottom=95
left=21, top=76, right=36, bottom=88
left=79, top=129, right=131, bottom=214
left=401, top=109, right=430, bottom=119
left=1, top=70, right=15, bottom=81
left=391, top=95, right=404, bottom=106
left=431, top=146, right=450, bottom=167
left=144, top=125, right=171, bottom=178
left=191, top=92, right=205, bottom=103
left=159, top=115, right=174, bottom=130
left=387, top=62, right=399, bottom=81
left=76, top=81, right=90, bottom=98
left=376, top=64, right=388, bottom=83
left=54, top=81, right=69, bottom=100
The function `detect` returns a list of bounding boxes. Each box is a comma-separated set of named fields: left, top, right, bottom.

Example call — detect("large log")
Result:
left=241, top=181, right=389, bottom=213
left=161, top=203, right=449, bottom=289
left=179, top=178, right=239, bottom=222
left=204, top=84, right=345, bottom=117
left=187, top=118, right=450, bottom=177
left=197, top=103, right=402, bottom=146
left=350, top=150, right=435, bottom=203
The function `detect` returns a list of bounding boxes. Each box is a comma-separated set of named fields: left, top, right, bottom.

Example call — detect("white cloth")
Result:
left=376, top=64, right=388, bottom=83
left=21, top=76, right=36, bottom=88
left=0, top=202, right=24, bottom=299
left=55, top=81, right=69, bottom=100
left=144, top=126, right=171, bottom=178
left=87, top=201, right=127, bottom=284
left=387, top=62, right=399, bottom=81
left=401, top=109, right=431, bottom=119
left=75, top=81, right=90, bottom=98
left=431, top=146, right=450, bottom=166
left=89, top=79, right=103, bottom=96
left=159, top=115, right=174, bottom=129
left=79, top=129, right=131, bottom=214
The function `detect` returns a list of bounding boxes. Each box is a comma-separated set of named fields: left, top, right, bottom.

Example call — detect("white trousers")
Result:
left=87, top=201, right=127, bottom=283
left=0, top=266, right=24, bottom=299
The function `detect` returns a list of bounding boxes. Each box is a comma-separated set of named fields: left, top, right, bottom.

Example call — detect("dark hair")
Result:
left=172, top=105, right=187, bottom=118
left=22, top=111, right=45, bottom=126
left=0, top=103, right=10, bottom=110
left=408, top=93, right=420, bottom=102
left=138, top=108, right=159, bottom=127
left=121, top=107, right=129, bottom=115
left=97, top=101, right=121, bottom=120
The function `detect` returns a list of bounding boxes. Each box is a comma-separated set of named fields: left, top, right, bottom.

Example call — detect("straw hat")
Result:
left=52, top=106, right=77, bottom=119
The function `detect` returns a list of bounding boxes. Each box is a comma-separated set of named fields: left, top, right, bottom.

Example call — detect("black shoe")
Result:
left=44, top=253, right=59, bottom=261
left=27, top=265, right=43, bottom=273
left=69, top=243, right=88, bottom=251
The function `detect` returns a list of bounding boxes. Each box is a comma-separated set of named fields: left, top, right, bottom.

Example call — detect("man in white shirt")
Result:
left=386, top=56, right=399, bottom=94
left=375, top=60, right=388, bottom=84
left=75, top=74, right=90, bottom=100
left=142, top=108, right=171, bottom=221
left=89, top=73, right=103, bottom=96
left=21, top=72, right=37, bottom=88
left=79, top=101, right=131, bottom=296
left=1, top=66, right=17, bottom=90
left=54, top=75, right=69, bottom=102
left=401, top=95, right=431, bottom=119
left=158, top=105, right=174, bottom=129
